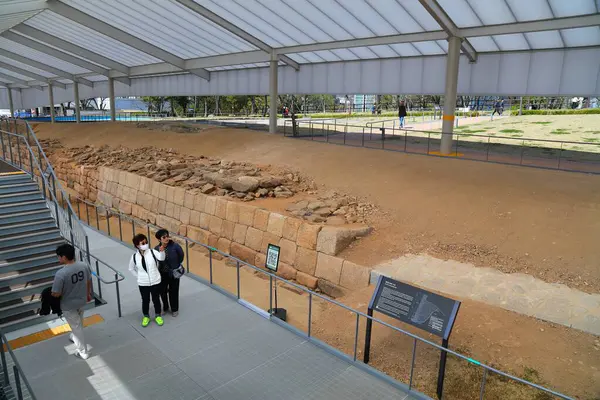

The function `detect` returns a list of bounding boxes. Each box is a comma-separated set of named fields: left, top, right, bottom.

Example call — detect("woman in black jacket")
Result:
left=398, top=100, right=407, bottom=128
left=155, top=229, right=185, bottom=317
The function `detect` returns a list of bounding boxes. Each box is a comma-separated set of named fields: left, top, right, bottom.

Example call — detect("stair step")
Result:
left=0, top=200, right=47, bottom=215
left=0, top=239, right=65, bottom=263
left=0, top=253, right=59, bottom=274
left=0, top=264, right=63, bottom=288
left=0, top=298, right=41, bottom=321
left=0, top=191, right=43, bottom=205
left=0, top=183, right=38, bottom=195
left=0, top=229, right=62, bottom=252
left=0, top=173, right=30, bottom=185
left=0, top=219, right=56, bottom=238
left=0, top=279, right=54, bottom=303
left=0, top=209, right=52, bottom=226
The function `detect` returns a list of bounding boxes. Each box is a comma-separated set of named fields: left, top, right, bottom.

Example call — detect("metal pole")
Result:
left=118, top=213, right=123, bottom=241
left=185, top=239, right=190, bottom=273
left=77, top=198, right=81, bottom=219
left=95, top=205, right=100, bottom=230
left=8, top=134, right=13, bottom=164
left=13, top=366, right=23, bottom=400
left=28, top=145, right=33, bottom=175
left=86, top=201, right=90, bottom=225
left=486, top=136, right=491, bottom=161
left=95, top=260, right=102, bottom=299
left=146, top=224, right=151, bottom=246
left=236, top=260, right=240, bottom=299
left=519, top=96, right=523, bottom=116
left=0, top=336, right=8, bottom=384
left=409, top=338, right=417, bottom=390
left=269, top=57, right=278, bottom=134
left=132, top=219, right=135, bottom=237
left=74, top=82, right=81, bottom=123
left=7, top=88, right=14, bottom=118
left=109, top=78, right=116, bottom=122
left=308, top=293, right=312, bottom=337
left=115, top=273, right=122, bottom=317
left=362, top=127, right=365, bottom=147
left=479, top=369, right=488, bottom=400
left=520, top=139, right=525, bottom=165
left=269, top=275, right=273, bottom=315
left=49, top=84, right=56, bottom=123
left=209, top=249, right=213, bottom=284
left=440, top=36, right=461, bottom=154
left=353, top=313, right=360, bottom=361
left=557, top=142, right=563, bottom=170
left=0, top=131, right=5, bottom=159
left=85, top=235, right=91, bottom=264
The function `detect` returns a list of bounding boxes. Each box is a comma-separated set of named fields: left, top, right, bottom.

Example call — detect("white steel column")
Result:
left=73, top=82, right=81, bottom=123
left=48, top=84, right=55, bottom=123
left=440, top=36, right=462, bottom=154
left=269, top=57, right=278, bottom=134
left=7, top=88, right=14, bottom=118
left=108, top=77, right=116, bottom=122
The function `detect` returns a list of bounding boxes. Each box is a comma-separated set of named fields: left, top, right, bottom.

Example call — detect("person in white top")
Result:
left=129, top=233, right=166, bottom=327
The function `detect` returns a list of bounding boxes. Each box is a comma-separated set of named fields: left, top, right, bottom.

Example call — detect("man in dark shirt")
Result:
left=155, top=229, right=184, bottom=317
left=398, top=100, right=407, bottom=128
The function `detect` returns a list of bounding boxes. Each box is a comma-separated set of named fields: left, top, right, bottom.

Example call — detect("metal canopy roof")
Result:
left=0, top=0, right=598, bottom=90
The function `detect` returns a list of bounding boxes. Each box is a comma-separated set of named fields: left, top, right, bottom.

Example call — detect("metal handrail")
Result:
left=0, top=129, right=125, bottom=318
left=78, top=196, right=574, bottom=400
left=0, top=331, right=36, bottom=400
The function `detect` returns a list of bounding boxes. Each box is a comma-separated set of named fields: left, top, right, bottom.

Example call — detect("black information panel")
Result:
left=370, top=276, right=460, bottom=339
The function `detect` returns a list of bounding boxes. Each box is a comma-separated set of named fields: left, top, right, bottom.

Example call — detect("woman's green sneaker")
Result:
left=155, top=316, right=164, bottom=326
left=141, top=316, right=150, bottom=327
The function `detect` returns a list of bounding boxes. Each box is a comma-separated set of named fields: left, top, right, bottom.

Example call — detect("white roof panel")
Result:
left=0, top=37, right=90, bottom=74
left=0, top=67, right=31, bottom=81
left=493, top=33, right=531, bottom=51
left=562, top=26, right=600, bottom=47
left=525, top=31, right=565, bottom=49
left=549, top=0, right=597, bottom=17
left=0, top=55, right=55, bottom=78
left=25, top=11, right=163, bottom=67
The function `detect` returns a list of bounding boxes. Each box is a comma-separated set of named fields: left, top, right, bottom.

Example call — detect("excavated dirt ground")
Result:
left=34, top=122, right=600, bottom=295
left=39, top=120, right=600, bottom=399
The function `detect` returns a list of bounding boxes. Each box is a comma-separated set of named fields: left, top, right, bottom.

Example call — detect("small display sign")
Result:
left=265, top=244, right=280, bottom=272
left=370, top=276, right=460, bottom=339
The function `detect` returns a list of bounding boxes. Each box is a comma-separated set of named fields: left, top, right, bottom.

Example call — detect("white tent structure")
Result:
left=0, top=0, right=599, bottom=152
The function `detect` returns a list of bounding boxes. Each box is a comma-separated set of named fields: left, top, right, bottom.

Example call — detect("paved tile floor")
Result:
left=12, top=227, right=424, bottom=400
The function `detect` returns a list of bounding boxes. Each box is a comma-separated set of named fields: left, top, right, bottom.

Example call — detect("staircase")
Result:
left=0, top=171, right=65, bottom=332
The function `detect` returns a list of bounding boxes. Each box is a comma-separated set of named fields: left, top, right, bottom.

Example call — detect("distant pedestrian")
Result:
left=129, top=234, right=165, bottom=327
left=492, top=99, right=503, bottom=116
left=52, top=244, right=92, bottom=360
left=155, top=229, right=184, bottom=317
left=398, top=100, right=407, bottom=128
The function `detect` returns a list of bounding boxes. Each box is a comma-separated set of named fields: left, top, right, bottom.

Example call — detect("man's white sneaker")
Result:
left=69, top=334, right=75, bottom=343
left=75, top=351, right=90, bottom=360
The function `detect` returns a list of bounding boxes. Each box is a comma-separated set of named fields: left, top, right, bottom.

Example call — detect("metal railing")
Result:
left=0, top=331, right=36, bottom=400
left=0, top=127, right=125, bottom=318
left=282, top=120, right=600, bottom=174
left=77, top=196, right=574, bottom=400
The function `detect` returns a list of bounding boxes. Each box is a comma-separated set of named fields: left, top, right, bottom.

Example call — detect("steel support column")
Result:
left=108, top=78, right=116, bottom=122
left=74, top=82, right=81, bottom=123
left=48, top=84, right=55, bottom=123
left=269, top=57, right=278, bottom=134
left=7, top=88, right=14, bottom=118
left=440, top=36, right=461, bottom=154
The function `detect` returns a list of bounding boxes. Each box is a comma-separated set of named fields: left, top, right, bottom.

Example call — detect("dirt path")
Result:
left=34, top=122, right=600, bottom=294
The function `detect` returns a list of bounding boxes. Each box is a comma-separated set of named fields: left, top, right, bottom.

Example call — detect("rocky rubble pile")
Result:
left=286, top=190, right=377, bottom=225
left=41, top=140, right=315, bottom=202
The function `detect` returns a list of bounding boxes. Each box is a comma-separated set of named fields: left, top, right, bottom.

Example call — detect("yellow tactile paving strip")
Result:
left=4, top=314, right=104, bottom=350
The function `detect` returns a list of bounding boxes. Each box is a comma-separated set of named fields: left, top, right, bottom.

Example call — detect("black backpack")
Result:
left=134, top=250, right=168, bottom=274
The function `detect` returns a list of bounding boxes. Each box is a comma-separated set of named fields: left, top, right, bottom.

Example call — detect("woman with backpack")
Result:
left=129, top=233, right=166, bottom=327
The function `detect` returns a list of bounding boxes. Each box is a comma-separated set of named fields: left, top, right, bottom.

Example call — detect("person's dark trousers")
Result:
left=139, top=284, right=162, bottom=317
left=160, top=273, right=180, bottom=313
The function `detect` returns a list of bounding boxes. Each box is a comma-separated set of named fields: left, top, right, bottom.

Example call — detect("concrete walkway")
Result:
left=11, top=227, right=423, bottom=400
left=372, top=254, right=600, bottom=335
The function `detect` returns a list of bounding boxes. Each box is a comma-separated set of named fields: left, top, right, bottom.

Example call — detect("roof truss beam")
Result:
left=0, top=60, right=66, bottom=88
left=1, top=0, right=47, bottom=16
left=0, top=49, right=94, bottom=87
left=460, top=14, right=600, bottom=37
left=46, top=0, right=211, bottom=81
left=418, top=0, right=477, bottom=62
left=0, top=71, right=43, bottom=90
left=12, top=24, right=131, bottom=75
left=174, top=0, right=300, bottom=70
left=1, top=30, right=131, bottom=86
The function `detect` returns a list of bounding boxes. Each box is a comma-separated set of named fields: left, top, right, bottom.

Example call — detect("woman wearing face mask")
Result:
left=129, top=233, right=166, bottom=327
